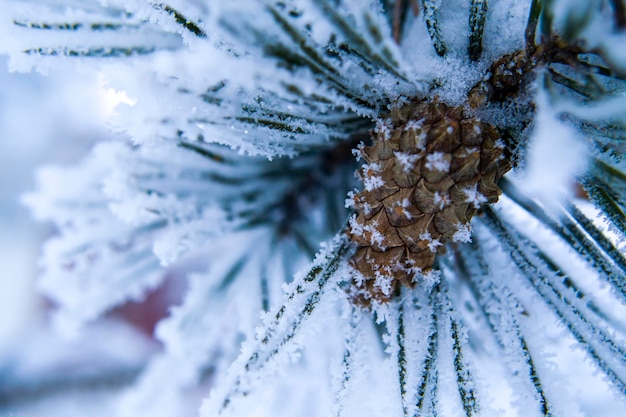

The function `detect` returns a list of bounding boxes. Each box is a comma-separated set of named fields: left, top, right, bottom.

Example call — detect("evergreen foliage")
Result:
left=1, top=0, right=626, bottom=416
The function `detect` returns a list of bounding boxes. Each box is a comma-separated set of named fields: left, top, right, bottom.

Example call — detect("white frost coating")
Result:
left=368, top=224, right=386, bottom=249
left=362, top=162, right=382, bottom=174
left=522, top=90, right=588, bottom=207
left=375, top=118, right=393, bottom=140
left=347, top=190, right=375, bottom=215
left=349, top=215, right=385, bottom=248
left=374, top=272, right=394, bottom=297
left=353, top=142, right=366, bottom=161
left=20, top=142, right=166, bottom=334
left=364, top=175, right=385, bottom=191
left=556, top=93, right=626, bottom=125
left=392, top=198, right=413, bottom=219
left=452, top=222, right=472, bottom=243
left=419, top=232, right=443, bottom=253
left=461, top=146, right=480, bottom=157
left=404, top=119, right=424, bottom=132
left=349, top=214, right=365, bottom=236
left=20, top=130, right=337, bottom=330
left=433, top=191, right=451, bottom=209
left=425, top=152, right=450, bottom=172
left=394, top=152, right=421, bottom=173
left=462, top=184, right=488, bottom=208
left=420, top=270, right=442, bottom=291
left=472, top=222, right=598, bottom=417
left=345, top=189, right=358, bottom=209
left=201, top=234, right=356, bottom=417
left=119, top=229, right=306, bottom=417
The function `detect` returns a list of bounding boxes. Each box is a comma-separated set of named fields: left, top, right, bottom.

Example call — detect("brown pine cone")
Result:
left=346, top=101, right=511, bottom=304
left=468, top=49, right=534, bottom=106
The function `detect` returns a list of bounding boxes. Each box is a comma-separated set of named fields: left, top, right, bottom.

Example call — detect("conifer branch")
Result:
left=415, top=296, right=439, bottom=416
left=580, top=176, right=626, bottom=237
left=458, top=242, right=554, bottom=417
left=318, top=0, right=403, bottom=74
left=216, top=234, right=352, bottom=413
left=151, top=3, right=206, bottom=38
left=13, top=21, right=141, bottom=31
left=500, top=178, right=626, bottom=300
left=421, top=0, right=447, bottom=57
left=22, top=46, right=160, bottom=57
left=482, top=208, right=626, bottom=394
left=0, top=366, right=142, bottom=407
left=468, top=0, right=488, bottom=61
left=526, top=0, right=542, bottom=54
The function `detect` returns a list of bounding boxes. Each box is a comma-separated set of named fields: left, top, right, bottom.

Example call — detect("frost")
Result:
left=462, top=184, right=488, bottom=208
left=362, top=162, right=382, bottom=175
left=420, top=270, right=441, bottom=291
left=352, top=142, right=366, bottom=161
left=375, top=118, right=393, bottom=140
left=349, top=215, right=365, bottom=237
left=364, top=175, right=385, bottom=191
left=404, top=119, right=424, bottom=132
left=425, top=152, right=450, bottom=172
left=349, top=216, right=384, bottom=248
left=433, top=191, right=451, bottom=210
left=452, top=222, right=472, bottom=243
left=390, top=197, right=413, bottom=220
left=394, top=152, right=421, bottom=173
left=345, top=189, right=359, bottom=209
left=460, top=146, right=480, bottom=157
left=419, top=232, right=443, bottom=253
left=374, top=272, right=394, bottom=297
left=368, top=225, right=386, bottom=249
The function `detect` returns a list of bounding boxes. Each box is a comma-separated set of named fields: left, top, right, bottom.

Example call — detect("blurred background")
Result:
left=0, top=57, right=176, bottom=416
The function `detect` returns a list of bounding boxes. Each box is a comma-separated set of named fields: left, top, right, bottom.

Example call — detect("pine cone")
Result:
left=347, top=101, right=511, bottom=303
left=467, top=49, right=535, bottom=107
